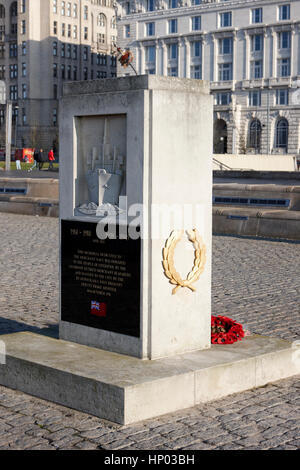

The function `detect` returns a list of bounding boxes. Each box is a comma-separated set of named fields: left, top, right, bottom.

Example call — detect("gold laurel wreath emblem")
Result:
left=162, top=229, right=206, bottom=295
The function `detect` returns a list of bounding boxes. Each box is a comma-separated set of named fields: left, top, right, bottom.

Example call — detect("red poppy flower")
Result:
left=211, top=315, right=245, bottom=345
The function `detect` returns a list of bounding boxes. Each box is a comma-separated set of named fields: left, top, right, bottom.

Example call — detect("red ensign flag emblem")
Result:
left=91, top=301, right=107, bottom=317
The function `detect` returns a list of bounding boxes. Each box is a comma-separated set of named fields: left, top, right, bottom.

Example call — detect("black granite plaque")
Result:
left=61, top=220, right=141, bottom=338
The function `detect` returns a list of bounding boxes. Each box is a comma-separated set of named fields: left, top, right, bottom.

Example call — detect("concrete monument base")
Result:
left=0, top=332, right=299, bottom=425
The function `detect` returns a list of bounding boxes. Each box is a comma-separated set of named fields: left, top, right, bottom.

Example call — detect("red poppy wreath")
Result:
left=211, top=315, right=245, bottom=345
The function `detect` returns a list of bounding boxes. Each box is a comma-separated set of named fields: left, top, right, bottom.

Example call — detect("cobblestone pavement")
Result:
left=0, top=213, right=299, bottom=450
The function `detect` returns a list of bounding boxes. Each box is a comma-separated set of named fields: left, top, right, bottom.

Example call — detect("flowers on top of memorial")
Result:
left=112, top=43, right=137, bottom=75
left=211, top=315, right=245, bottom=345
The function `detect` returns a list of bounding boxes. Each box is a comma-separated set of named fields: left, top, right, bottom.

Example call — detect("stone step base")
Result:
left=0, top=332, right=299, bottom=425
left=0, top=199, right=58, bottom=217
left=213, top=207, right=300, bottom=240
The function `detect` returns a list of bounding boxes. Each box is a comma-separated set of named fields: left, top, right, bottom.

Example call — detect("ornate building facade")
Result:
left=0, top=0, right=117, bottom=151
left=116, top=0, right=300, bottom=155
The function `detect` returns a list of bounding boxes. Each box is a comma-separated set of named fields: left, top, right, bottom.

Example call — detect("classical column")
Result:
left=272, top=29, right=277, bottom=78
left=185, top=39, right=191, bottom=79
left=262, top=30, right=267, bottom=79
left=211, top=34, right=217, bottom=82
left=178, top=38, right=184, bottom=78
left=232, top=32, right=237, bottom=83
left=155, top=40, right=160, bottom=75
left=139, top=43, right=145, bottom=75
left=290, top=27, right=295, bottom=77
left=162, top=42, right=168, bottom=76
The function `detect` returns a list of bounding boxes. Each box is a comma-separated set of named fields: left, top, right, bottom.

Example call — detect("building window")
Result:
left=215, top=92, right=231, bottom=105
left=168, top=67, right=178, bottom=76
left=83, top=67, right=88, bottom=80
left=62, top=23, right=65, bottom=36
left=22, top=108, right=26, bottom=125
left=98, top=13, right=106, bottom=27
left=22, top=41, right=26, bottom=55
left=249, top=90, right=261, bottom=106
left=53, top=21, right=57, bottom=35
left=61, top=64, right=65, bottom=79
left=278, top=31, right=291, bottom=49
left=84, top=5, right=88, bottom=20
left=53, top=41, right=58, bottom=56
left=220, top=12, right=232, bottom=28
left=84, top=27, right=88, bottom=40
left=20, top=0, right=26, bottom=13
left=83, top=47, right=88, bottom=61
left=276, top=89, right=289, bottom=105
left=146, top=22, right=155, bottom=36
left=21, top=20, right=26, bottom=34
left=0, top=65, right=5, bottom=79
left=169, top=0, right=178, bottom=7
left=9, top=43, right=18, bottom=58
left=53, top=63, right=57, bottom=78
left=73, top=45, right=78, bottom=60
left=146, top=45, right=155, bottom=63
left=61, top=43, right=65, bottom=57
left=192, top=16, right=201, bottom=31
left=190, top=65, right=202, bottom=79
left=279, top=4, right=290, bottom=20
left=276, top=118, right=288, bottom=149
left=67, top=65, right=71, bottom=80
left=168, top=19, right=178, bottom=34
left=22, top=62, right=26, bottom=77
left=250, top=60, right=263, bottom=79
left=9, top=85, right=18, bottom=101
left=252, top=8, right=263, bottom=24
left=251, top=34, right=263, bottom=52
left=22, top=84, right=27, bottom=99
left=9, top=64, right=18, bottom=79
left=278, top=58, right=290, bottom=77
left=73, top=66, right=77, bottom=80
left=191, top=41, right=201, bottom=57
left=53, top=84, right=57, bottom=99
left=61, top=1, right=65, bottom=15
left=68, top=24, right=71, bottom=38
left=53, top=0, right=57, bottom=14
left=168, top=43, right=178, bottom=60
left=147, top=0, right=155, bottom=11
left=53, top=109, right=57, bottom=125
left=67, top=44, right=71, bottom=58
left=249, top=119, right=262, bottom=149
left=218, top=63, right=232, bottom=81
left=219, top=37, right=232, bottom=54
left=124, top=25, right=130, bottom=38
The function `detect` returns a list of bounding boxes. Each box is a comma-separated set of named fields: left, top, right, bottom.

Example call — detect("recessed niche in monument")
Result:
left=74, top=114, right=127, bottom=217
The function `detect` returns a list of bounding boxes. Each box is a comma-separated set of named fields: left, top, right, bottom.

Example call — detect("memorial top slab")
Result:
left=63, top=75, right=210, bottom=97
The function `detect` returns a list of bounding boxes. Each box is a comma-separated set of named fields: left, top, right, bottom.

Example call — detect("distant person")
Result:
left=48, top=149, right=55, bottom=170
left=28, top=148, right=39, bottom=172
left=38, top=149, right=45, bottom=170
left=15, top=152, right=21, bottom=170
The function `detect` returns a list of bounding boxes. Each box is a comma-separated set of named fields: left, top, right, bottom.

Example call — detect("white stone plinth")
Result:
left=59, top=76, right=213, bottom=359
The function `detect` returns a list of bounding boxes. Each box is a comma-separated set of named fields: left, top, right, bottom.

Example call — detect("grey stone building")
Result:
left=116, top=0, right=300, bottom=155
left=0, top=0, right=117, bottom=152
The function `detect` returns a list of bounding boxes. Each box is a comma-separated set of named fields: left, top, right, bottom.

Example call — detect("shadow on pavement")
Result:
left=0, top=318, right=59, bottom=339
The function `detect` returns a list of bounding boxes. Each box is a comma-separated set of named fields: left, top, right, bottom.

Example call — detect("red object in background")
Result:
left=91, top=301, right=107, bottom=318
left=15, top=148, right=34, bottom=163
left=211, top=315, right=245, bottom=345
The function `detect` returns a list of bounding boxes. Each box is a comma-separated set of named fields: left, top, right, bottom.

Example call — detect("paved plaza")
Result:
left=0, top=213, right=299, bottom=450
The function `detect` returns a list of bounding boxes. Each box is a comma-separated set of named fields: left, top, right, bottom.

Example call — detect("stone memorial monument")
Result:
left=59, top=76, right=213, bottom=360
left=0, top=76, right=298, bottom=425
